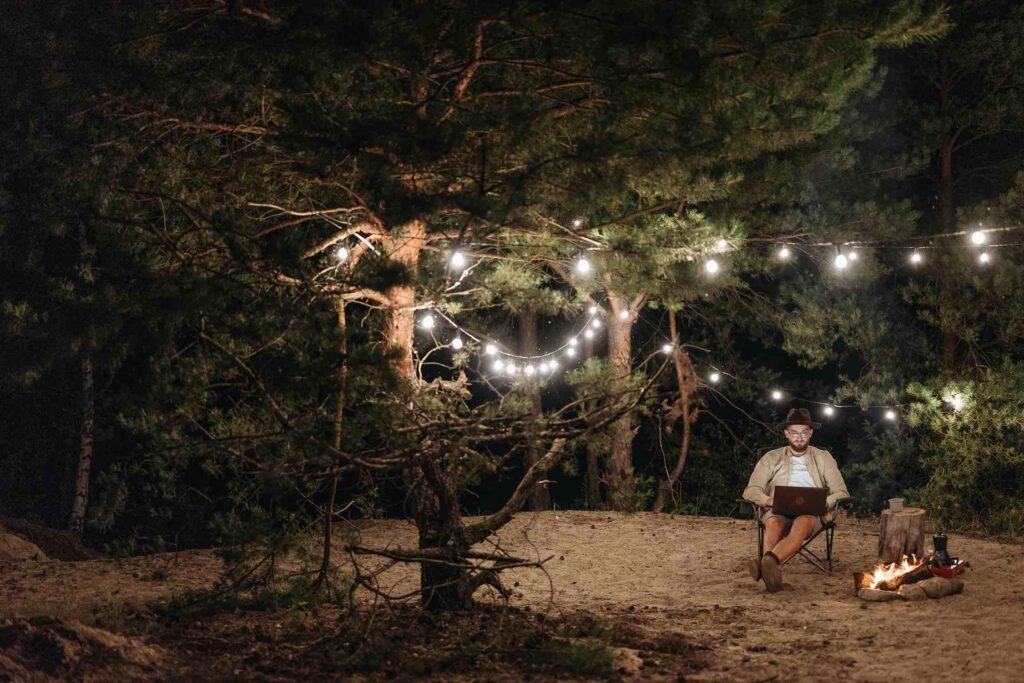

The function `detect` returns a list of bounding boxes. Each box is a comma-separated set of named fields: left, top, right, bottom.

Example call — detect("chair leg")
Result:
left=757, top=523, right=764, bottom=559
left=826, top=525, right=834, bottom=572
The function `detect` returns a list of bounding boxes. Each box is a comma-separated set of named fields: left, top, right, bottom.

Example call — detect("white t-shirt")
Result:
left=787, top=454, right=815, bottom=488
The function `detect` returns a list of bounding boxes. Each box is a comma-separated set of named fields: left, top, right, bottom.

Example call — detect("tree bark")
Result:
left=604, top=291, right=637, bottom=510
left=316, top=298, right=348, bottom=589
left=69, top=352, right=94, bottom=536
left=653, top=311, right=697, bottom=513
left=382, top=220, right=427, bottom=382
left=878, top=507, right=927, bottom=563
left=518, top=310, right=551, bottom=510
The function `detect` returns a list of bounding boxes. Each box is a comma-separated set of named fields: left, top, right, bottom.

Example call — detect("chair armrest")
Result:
left=736, top=498, right=764, bottom=518
left=832, top=496, right=854, bottom=511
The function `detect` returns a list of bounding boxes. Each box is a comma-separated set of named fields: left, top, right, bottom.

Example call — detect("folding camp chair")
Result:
left=737, top=496, right=854, bottom=573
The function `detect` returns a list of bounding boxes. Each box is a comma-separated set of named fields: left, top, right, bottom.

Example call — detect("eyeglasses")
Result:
left=786, top=430, right=812, bottom=438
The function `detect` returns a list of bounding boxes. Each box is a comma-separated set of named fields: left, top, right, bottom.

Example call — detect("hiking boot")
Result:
left=760, top=554, right=783, bottom=592
left=747, top=558, right=762, bottom=582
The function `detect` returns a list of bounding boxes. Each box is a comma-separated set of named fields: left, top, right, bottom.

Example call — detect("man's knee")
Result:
left=764, top=518, right=786, bottom=533
left=792, top=515, right=818, bottom=536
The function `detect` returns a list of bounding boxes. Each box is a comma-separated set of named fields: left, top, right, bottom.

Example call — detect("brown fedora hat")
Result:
left=779, top=407, right=821, bottom=431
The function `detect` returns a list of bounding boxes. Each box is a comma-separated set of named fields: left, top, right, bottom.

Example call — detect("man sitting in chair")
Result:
left=743, top=408, right=850, bottom=592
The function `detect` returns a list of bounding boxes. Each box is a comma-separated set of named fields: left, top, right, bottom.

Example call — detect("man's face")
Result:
left=785, top=426, right=813, bottom=452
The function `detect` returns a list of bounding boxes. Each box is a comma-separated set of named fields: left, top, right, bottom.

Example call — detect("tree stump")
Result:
left=878, top=507, right=926, bottom=563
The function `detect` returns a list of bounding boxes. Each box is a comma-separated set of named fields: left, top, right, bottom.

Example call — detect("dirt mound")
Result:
left=0, top=616, right=166, bottom=682
left=1, top=518, right=99, bottom=561
left=0, top=525, right=47, bottom=562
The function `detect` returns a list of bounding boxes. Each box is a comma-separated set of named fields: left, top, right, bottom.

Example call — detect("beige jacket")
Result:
left=743, top=446, right=850, bottom=513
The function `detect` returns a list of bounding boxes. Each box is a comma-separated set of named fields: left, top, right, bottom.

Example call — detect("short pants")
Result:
left=761, top=509, right=822, bottom=533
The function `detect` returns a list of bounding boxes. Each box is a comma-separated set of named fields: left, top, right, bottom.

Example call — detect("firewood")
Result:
left=878, top=508, right=927, bottom=563
left=858, top=588, right=900, bottom=602
left=918, top=577, right=965, bottom=599
left=874, top=563, right=933, bottom=592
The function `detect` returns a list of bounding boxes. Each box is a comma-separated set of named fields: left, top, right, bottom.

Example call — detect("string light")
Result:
left=451, top=337, right=463, bottom=350
left=910, top=250, right=922, bottom=265
left=584, top=329, right=594, bottom=339
left=538, top=362, right=549, bottom=373
left=576, top=256, right=592, bottom=275
left=420, top=314, right=436, bottom=330
left=946, top=393, right=964, bottom=411
left=449, top=251, right=466, bottom=270
left=709, top=372, right=721, bottom=383
left=485, top=343, right=498, bottom=356
left=778, top=246, right=791, bottom=260
left=971, top=230, right=986, bottom=245
left=492, top=359, right=504, bottom=372
left=573, top=218, right=583, bottom=228
left=566, top=346, right=577, bottom=357
left=661, top=343, right=673, bottom=354
left=525, top=364, right=535, bottom=376
left=884, top=409, right=897, bottom=421
left=834, top=252, right=849, bottom=270
left=336, top=246, right=350, bottom=262
left=588, top=305, right=598, bottom=315
left=704, top=259, right=720, bottom=275
left=548, top=360, right=559, bottom=371
left=568, top=337, right=578, bottom=347
left=979, top=251, right=991, bottom=264
left=716, top=238, right=729, bottom=252
left=591, top=318, right=602, bottom=329
left=848, top=250, right=859, bottom=261
left=618, top=310, right=630, bottom=321
left=771, top=389, right=783, bottom=401
left=505, top=362, right=517, bottom=376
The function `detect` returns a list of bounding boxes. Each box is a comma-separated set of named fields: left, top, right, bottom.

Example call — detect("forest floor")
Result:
left=2, top=510, right=1024, bottom=681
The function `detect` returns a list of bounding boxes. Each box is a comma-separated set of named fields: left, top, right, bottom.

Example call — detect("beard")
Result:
left=789, top=442, right=809, bottom=454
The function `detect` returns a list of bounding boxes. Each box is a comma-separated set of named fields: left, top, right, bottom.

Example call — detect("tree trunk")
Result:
left=878, top=508, right=927, bottom=563
left=69, top=352, right=94, bottom=535
left=518, top=310, right=551, bottom=511
left=653, top=312, right=697, bottom=512
left=382, top=220, right=427, bottom=382
left=585, top=447, right=602, bottom=508
left=604, top=292, right=636, bottom=510
left=316, top=298, right=348, bottom=589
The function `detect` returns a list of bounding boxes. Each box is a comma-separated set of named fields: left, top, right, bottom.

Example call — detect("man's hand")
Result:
left=765, top=497, right=773, bottom=509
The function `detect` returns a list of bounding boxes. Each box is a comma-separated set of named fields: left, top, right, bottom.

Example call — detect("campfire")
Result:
left=854, top=554, right=965, bottom=602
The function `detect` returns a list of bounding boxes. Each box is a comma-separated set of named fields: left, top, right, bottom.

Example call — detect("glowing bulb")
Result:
left=525, top=364, right=535, bottom=376
left=506, top=363, right=517, bottom=376
left=823, top=406, right=834, bottom=417
left=971, top=230, right=986, bottom=245
left=716, top=238, right=728, bottom=252
left=948, top=394, right=964, bottom=411
left=848, top=250, right=859, bottom=261
left=588, top=305, right=598, bottom=315
left=576, top=256, right=592, bottom=275
left=548, top=360, right=559, bottom=371
left=834, top=253, right=849, bottom=270
left=979, top=251, right=991, bottom=264
left=704, top=259, right=720, bottom=275
left=420, top=314, right=435, bottom=330
left=619, top=310, right=630, bottom=321
left=336, top=246, right=350, bottom=262
left=884, top=409, right=897, bottom=421
left=661, top=343, right=673, bottom=354
left=451, top=337, right=463, bottom=350
left=484, top=343, right=497, bottom=356
left=910, top=251, right=922, bottom=264
left=771, top=390, right=783, bottom=401
left=591, top=318, right=601, bottom=329
left=538, top=362, right=549, bottom=373
left=566, top=347, right=577, bottom=357
left=572, top=218, right=583, bottom=228
left=568, top=337, right=578, bottom=347
left=709, top=372, right=721, bottom=383
left=778, top=246, right=791, bottom=260
left=492, top=359, right=504, bottom=372
left=449, top=251, right=466, bottom=269
left=584, top=329, right=594, bottom=339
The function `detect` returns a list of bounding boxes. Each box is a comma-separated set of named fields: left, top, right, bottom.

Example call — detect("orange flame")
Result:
left=867, top=554, right=922, bottom=589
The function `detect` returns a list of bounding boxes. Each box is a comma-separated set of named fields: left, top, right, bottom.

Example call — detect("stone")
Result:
left=918, top=577, right=965, bottom=599
left=858, top=588, right=900, bottom=602
left=897, top=583, right=928, bottom=601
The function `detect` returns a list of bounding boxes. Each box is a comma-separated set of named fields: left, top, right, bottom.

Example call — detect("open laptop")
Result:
left=772, top=486, right=827, bottom=516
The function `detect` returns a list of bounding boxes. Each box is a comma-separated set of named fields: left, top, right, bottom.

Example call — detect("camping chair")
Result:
left=737, top=496, right=854, bottom=573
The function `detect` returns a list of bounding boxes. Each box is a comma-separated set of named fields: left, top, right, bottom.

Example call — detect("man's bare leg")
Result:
left=770, top=515, right=818, bottom=562
left=750, top=517, right=788, bottom=582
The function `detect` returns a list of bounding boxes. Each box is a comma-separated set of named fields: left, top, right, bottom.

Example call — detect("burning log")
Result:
left=853, top=555, right=931, bottom=592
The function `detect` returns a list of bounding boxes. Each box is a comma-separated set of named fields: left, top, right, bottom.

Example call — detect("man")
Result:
left=743, top=408, right=850, bottom=592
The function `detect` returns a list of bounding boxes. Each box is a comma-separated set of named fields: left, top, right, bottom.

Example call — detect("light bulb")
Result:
left=336, top=246, right=350, bottom=262
left=568, top=337, right=578, bottom=347
left=492, top=359, right=504, bottom=372
left=588, top=305, right=598, bottom=315
left=538, top=362, right=549, bottom=373
left=778, top=246, right=791, bottom=260
left=484, top=343, right=497, bottom=356
left=548, top=360, right=559, bottom=371
left=705, top=259, right=720, bottom=275
left=948, top=394, right=964, bottom=411
left=420, top=314, right=435, bottom=330
left=619, top=310, right=630, bottom=321
left=834, top=253, right=849, bottom=270
left=525, top=364, right=535, bottom=376
left=971, top=230, right=986, bottom=245
left=823, top=406, right=834, bottom=417
left=661, top=343, right=673, bottom=354
left=848, top=250, right=859, bottom=261
left=449, top=251, right=466, bottom=269
left=584, top=329, right=594, bottom=339
left=451, top=337, right=463, bottom=350
left=591, top=318, right=601, bottom=329
left=572, top=218, right=583, bottom=228
left=910, top=251, right=922, bottom=264
left=566, top=347, right=577, bottom=357
left=505, top=363, right=517, bottom=376
left=709, top=372, right=721, bottom=383
left=716, top=238, right=728, bottom=252
left=884, top=409, right=897, bottom=421
left=576, top=256, right=592, bottom=274
left=979, top=251, right=991, bottom=264
left=771, top=390, right=782, bottom=401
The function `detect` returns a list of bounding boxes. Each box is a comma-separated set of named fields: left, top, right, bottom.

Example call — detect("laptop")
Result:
left=772, top=486, right=827, bottom=516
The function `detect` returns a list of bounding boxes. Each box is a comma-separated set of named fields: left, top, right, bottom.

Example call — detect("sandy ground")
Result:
left=3, top=511, right=1023, bottom=681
